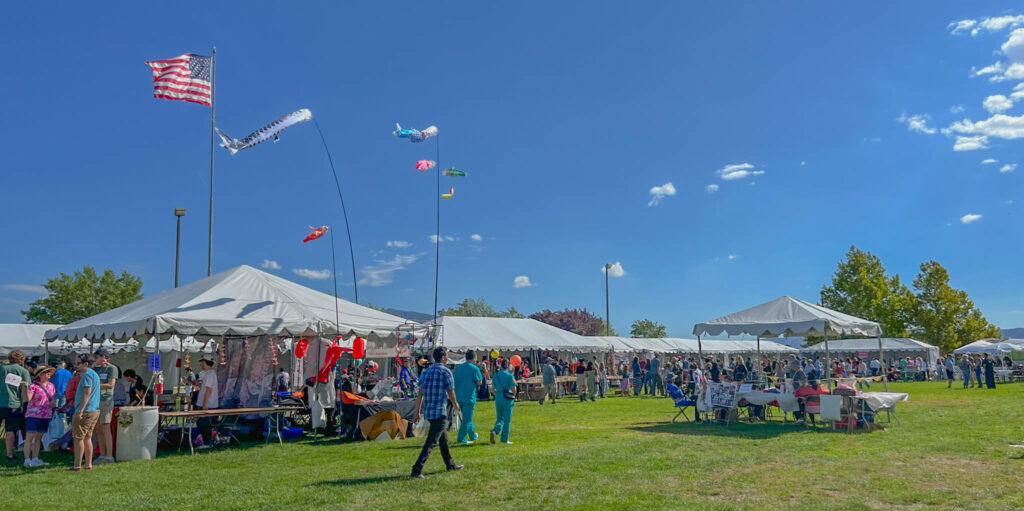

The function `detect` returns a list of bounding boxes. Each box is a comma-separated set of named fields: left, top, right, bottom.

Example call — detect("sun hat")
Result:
left=33, top=365, right=55, bottom=378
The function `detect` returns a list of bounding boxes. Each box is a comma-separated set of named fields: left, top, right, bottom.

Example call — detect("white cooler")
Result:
left=116, top=406, right=160, bottom=461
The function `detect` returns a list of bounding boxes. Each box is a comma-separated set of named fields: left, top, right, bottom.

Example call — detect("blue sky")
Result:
left=2, top=3, right=1023, bottom=335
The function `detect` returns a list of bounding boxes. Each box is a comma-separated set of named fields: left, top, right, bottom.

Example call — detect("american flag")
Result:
left=144, top=53, right=212, bottom=106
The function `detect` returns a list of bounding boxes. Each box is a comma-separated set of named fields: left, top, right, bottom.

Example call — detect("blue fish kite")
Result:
left=393, top=123, right=438, bottom=143
left=216, top=108, right=313, bottom=155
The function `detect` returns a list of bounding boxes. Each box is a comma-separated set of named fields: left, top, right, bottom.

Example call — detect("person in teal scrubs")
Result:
left=489, top=359, right=517, bottom=444
left=453, top=350, right=483, bottom=444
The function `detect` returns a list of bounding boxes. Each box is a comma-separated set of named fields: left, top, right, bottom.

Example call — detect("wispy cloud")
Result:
left=470, top=234, right=482, bottom=241
left=705, top=184, right=719, bottom=194
left=716, top=163, right=765, bottom=181
left=960, top=213, right=983, bottom=224
left=953, top=135, right=990, bottom=151
left=800, top=161, right=807, bottom=166
left=513, top=276, right=535, bottom=288
left=601, top=262, right=626, bottom=278
left=1, top=284, right=46, bottom=294
left=981, top=158, right=998, bottom=164
left=950, top=104, right=966, bottom=113
left=386, top=240, right=411, bottom=248
left=428, top=235, right=455, bottom=243
left=949, top=15, right=1024, bottom=37
left=260, top=259, right=281, bottom=270
left=292, top=268, right=331, bottom=280
left=862, top=137, right=882, bottom=144
left=727, top=254, right=740, bottom=261
left=358, top=254, right=421, bottom=287
left=947, top=114, right=1024, bottom=140
left=896, top=113, right=937, bottom=134
left=1001, top=163, right=1018, bottom=173
left=647, top=182, right=676, bottom=206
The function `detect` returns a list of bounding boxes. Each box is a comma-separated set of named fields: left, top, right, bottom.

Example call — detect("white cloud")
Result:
left=292, top=268, right=331, bottom=280
left=950, top=104, right=966, bottom=113
left=948, top=19, right=977, bottom=35
left=1001, top=163, right=1018, bottom=173
left=601, top=262, right=626, bottom=278
left=947, top=113, right=1024, bottom=139
left=1012, top=82, right=1024, bottom=99
left=960, top=214, right=983, bottom=224
left=705, top=184, right=719, bottom=193
left=896, top=113, right=937, bottom=134
left=978, top=16, right=1024, bottom=35
left=358, top=254, right=420, bottom=287
left=647, top=182, right=676, bottom=206
left=1003, top=27, right=1024, bottom=59
left=260, top=259, right=281, bottom=270
left=983, top=94, right=1014, bottom=113
left=716, top=163, right=765, bottom=181
left=971, top=62, right=1006, bottom=81
left=1, top=284, right=47, bottom=294
left=862, top=137, right=881, bottom=143
left=428, top=235, right=456, bottom=243
left=470, top=234, right=482, bottom=241
left=727, top=254, right=740, bottom=261
left=800, top=161, right=807, bottom=166
left=981, top=158, right=999, bottom=164
left=513, top=276, right=534, bottom=288
left=386, top=240, right=411, bottom=248
left=953, top=135, right=990, bottom=151
left=1007, top=200, right=1015, bottom=205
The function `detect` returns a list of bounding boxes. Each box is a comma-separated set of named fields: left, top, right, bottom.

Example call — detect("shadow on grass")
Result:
left=628, top=420, right=852, bottom=439
left=311, top=470, right=447, bottom=486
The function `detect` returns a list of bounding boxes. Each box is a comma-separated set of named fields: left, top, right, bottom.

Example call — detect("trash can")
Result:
left=115, top=406, right=160, bottom=461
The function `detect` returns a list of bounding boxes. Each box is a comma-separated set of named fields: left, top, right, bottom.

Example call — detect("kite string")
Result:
left=313, top=118, right=359, bottom=304
left=433, top=134, right=440, bottom=326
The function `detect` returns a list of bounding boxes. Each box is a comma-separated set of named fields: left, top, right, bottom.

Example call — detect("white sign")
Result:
left=4, top=373, right=23, bottom=387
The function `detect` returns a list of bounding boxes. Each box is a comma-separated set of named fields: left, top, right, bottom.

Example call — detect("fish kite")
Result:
left=216, top=108, right=313, bottom=155
left=393, top=123, right=437, bottom=143
left=415, top=160, right=436, bottom=171
left=442, top=167, right=466, bottom=177
left=441, top=187, right=454, bottom=199
left=303, top=225, right=328, bottom=243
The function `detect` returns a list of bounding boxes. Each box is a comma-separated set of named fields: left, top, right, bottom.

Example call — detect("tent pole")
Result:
left=697, top=335, right=702, bottom=361
left=878, top=335, right=887, bottom=392
left=756, top=336, right=761, bottom=381
left=44, top=338, right=49, bottom=365
left=823, top=331, right=832, bottom=391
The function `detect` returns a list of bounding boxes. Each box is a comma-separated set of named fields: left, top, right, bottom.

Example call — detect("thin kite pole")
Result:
left=313, top=118, right=359, bottom=303
left=207, top=46, right=216, bottom=276
left=433, top=134, right=441, bottom=325
left=329, top=227, right=340, bottom=333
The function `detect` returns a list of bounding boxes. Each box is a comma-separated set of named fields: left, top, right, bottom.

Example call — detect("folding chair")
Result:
left=666, top=383, right=697, bottom=423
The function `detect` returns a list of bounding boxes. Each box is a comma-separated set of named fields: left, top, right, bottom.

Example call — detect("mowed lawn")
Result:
left=2, top=381, right=1023, bottom=510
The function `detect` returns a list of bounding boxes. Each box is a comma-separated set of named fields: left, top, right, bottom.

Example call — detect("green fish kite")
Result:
left=442, top=167, right=466, bottom=177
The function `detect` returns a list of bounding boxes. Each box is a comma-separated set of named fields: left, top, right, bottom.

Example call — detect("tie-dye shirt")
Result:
left=26, top=381, right=55, bottom=419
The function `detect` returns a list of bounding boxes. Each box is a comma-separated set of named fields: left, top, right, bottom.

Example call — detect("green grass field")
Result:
left=2, top=381, right=1023, bottom=510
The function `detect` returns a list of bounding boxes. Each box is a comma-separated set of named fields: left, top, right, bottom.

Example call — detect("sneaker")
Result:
left=446, top=464, right=463, bottom=471
left=24, top=459, right=36, bottom=467
left=501, top=441, right=513, bottom=445
left=410, top=473, right=425, bottom=479
left=489, top=431, right=496, bottom=444
left=36, top=459, right=50, bottom=466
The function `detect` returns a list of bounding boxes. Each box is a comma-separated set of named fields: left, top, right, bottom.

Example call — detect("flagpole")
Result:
left=433, top=134, right=440, bottom=325
left=329, top=227, right=340, bottom=333
left=207, top=46, right=216, bottom=277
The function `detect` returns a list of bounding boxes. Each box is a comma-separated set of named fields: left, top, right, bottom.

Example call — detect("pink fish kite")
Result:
left=415, top=160, right=436, bottom=171
left=303, top=225, right=329, bottom=243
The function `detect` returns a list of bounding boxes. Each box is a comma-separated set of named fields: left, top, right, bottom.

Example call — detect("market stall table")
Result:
left=850, top=391, right=908, bottom=424
left=159, top=406, right=303, bottom=455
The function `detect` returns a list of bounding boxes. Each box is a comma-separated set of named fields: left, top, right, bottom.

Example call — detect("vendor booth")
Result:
left=0, top=323, right=61, bottom=357
left=44, top=264, right=426, bottom=455
left=802, top=338, right=939, bottom=369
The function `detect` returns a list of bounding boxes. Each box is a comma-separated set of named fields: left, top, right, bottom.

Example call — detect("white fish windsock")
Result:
left=216, top=108, right=313, bottom=155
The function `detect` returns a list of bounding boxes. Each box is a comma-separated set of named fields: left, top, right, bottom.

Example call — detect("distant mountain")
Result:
left=1001, top=328, right=1024, bottom=339
left=384, top=308, right=435, bottom=323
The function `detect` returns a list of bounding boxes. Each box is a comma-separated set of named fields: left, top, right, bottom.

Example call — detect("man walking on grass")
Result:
left=411, top=347, right=462, bottom=479
left=539, top=357, right=557, bottom=405
left=453, top=349, right=482, bottom=444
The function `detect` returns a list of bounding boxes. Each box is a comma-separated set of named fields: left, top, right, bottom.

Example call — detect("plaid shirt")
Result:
left=419, top=363, right=454, bottom=420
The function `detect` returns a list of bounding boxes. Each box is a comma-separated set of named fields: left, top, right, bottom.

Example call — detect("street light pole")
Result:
left=174, top=208, right=186, bottom=288
left=604, top=263, right=612, bottom=336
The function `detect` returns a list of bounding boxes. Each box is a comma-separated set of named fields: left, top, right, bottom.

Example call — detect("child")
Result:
left=24, top=365, right=56, bottom=467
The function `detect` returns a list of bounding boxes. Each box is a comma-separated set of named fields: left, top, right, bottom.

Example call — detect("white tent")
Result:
left=579, top=336, right=798, bottom=355
left=802, top=338, right=939, bottom=367
left=438, top=316, right=606, bottom=353
left=45, top=265, right=424, bottom=341
left=693, top=296, right=883, bottom=389
left=0, top=323, right=60, bottom=357
left=954, top=339, right=1008, bottom=355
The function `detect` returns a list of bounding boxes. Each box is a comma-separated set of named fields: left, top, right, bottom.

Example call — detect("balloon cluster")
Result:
left=270, top=336, right=279, bottom=366
left=218, top=340, right=227, bottom=366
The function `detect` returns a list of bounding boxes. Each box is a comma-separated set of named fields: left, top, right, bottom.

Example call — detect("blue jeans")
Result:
left=457, top=401, right=477, bottom=443
left=492, top=399, right=514, bottom=443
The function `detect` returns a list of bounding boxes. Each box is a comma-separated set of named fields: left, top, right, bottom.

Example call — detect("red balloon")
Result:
left=295, top=338, right=309, bottom=358
left=352, top=337, right=366, bottom=359
left=510, top=355, right=522, bottom=367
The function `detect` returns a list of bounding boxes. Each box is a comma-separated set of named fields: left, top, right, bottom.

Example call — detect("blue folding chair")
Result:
left=666, top=383, right=697, bottom=422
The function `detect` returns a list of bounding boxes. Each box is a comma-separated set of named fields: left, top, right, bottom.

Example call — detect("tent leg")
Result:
left=824, top=333, right=832, bottom=391
left=756, top=336, right=761, bottom=382
left=44, top=339, right=49, bottom=365
left=878, top=336, right=887, bottom=392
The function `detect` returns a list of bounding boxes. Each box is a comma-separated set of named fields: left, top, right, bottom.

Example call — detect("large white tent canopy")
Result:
left=45, top=265, right=423, bottom=342
left=438, top=316, right=605, bottom=353
left=0, top=323, right=61, bottom=356
left=803, top=338, right=939, bottom=366
left=693, top=296, right=882, bottom=338
left=588, top=336, right=797, bottom=355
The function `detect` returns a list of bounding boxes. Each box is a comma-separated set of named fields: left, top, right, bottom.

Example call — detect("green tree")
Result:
left=23, top=266, right=143, bottom=324
left=820, top=246, right=915, bottom=337
left=599, top=319, right=618, bottom=337
left=630, top=319, right=667, bottom=338
left=911, top=260, right=1001, bottom=353
left=438, top=298, right=524, bottom=318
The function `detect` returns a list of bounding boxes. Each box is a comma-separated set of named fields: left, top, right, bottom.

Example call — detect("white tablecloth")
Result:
left=856, top=392, right=909, bottom=410
left=738, top=391, right=800, bottom=413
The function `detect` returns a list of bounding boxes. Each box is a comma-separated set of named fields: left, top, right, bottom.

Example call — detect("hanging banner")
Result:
left=148, top=353, right=162, bottom=372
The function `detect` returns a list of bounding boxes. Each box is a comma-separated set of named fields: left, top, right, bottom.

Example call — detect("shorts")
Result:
left=0, top=407, right=24, bottom=431
left=946, top=369, right=954, bottom=378
left=72, top=411, right=100, bottom=439
left=26, top=417, right=51, bottom=433
left=98, top=400, right=114, bottom=424
left=543, top=383, right=557, bottom=397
